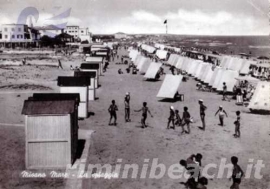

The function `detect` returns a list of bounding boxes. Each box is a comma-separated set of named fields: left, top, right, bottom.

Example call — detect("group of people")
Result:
left=108, top=93, right=153, bottom=128
left=179, top=154, right=244, bottom=189
left=108, top=94, right=241, bottom=138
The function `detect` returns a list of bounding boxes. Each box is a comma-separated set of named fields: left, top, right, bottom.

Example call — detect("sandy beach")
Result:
left=0, top=48, right=269, bottom=189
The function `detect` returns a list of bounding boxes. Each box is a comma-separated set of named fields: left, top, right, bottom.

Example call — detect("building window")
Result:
left=12, top=28, right=15, bottom=31
left=17, top=35, right=20, bottom=38
left=5, top=35, right=8, bottom=39
left=81, top=31, right=84, bottom=33
left=4, top=28, right=7, bottom=32
left=18, top=28, right=21, bottom=32
left=12, top=35, right=15, bottom=39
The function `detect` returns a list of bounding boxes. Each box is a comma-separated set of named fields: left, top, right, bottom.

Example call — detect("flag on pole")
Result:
left=164, top=20, right=167, bottom=24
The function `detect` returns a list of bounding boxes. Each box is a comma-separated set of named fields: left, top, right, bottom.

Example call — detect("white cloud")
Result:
left=108, top=9, right=269, bottom=35
left=131, top=10, right=162, bottom=23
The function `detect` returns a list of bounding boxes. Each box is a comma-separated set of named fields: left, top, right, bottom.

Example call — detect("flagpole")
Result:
left=166, top=22, right=167, bottom=34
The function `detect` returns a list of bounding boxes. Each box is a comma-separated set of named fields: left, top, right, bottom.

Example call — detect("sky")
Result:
left=0, top=0, right=269, bottom=35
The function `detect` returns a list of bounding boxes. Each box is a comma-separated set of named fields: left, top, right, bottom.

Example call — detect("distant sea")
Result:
left=164, top=35, right=270, bottom=57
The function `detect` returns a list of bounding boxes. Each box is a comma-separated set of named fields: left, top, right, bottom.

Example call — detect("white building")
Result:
left=34, top=25, right=63, bottom=38
left=0, top=24, right=40, bottom=42
left=114, top=32, right=127, bottom=39
left=64, top=26, right=92, bottom=42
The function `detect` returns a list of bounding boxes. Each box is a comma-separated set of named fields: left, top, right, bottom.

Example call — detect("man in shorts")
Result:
left=134, top=102, right=153, bottom=128
left=124, top=92, right=131, bottom=122
left=108, top=100, right=118, bottom=125
left=167, top=106, right=175, bottom=129
left=198, top=99, right=207, bottom=130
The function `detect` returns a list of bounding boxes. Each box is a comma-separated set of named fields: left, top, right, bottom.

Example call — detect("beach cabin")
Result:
left=85, top=57, right=104, bottom=76
left=22, top=99, right=79, bottom=169
left=80, top=63, right=100, bottom=89
left=57, top=76, right=90, bottom=118
left=74, top=71, right=96, bottom=100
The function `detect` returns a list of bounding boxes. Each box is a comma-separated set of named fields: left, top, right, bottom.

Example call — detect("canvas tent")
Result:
left=209, top=67, right=222, bottom=87
left=204, top=67, right=215, bottom=84
left=220, top=56, right=230, bottom=68
left=228, top=58, right=245, bottom=71
left=167, top=54, right=179, bottom=66
left=212, top=69, right=227, bottom=89
left=157, top=74, right=183, bottom=99
left=138, top=58, right=151, bottom=74
left=240, top=60, right=254, bottom=75
left=156, top=50, right=168, bottom=60
left=193, top=62, right=205, bottom=79
left=129, top=50, right=139, bottom=62
left=144, top=62, right=162, bottom=79
left=154, top=43, right=165, bottom=50
left=175, top=56, right=185, bottom=69
left=134, top=54, right=144, bottom=66
left=141, top=44, right=156, bottom=54
left=216, top=70, right=239, bottom=92
left=197, top=63, right=209, bottom=80
left=248, top=82, right=270, bottom=112
left=200, top=64, right=212, bottom=83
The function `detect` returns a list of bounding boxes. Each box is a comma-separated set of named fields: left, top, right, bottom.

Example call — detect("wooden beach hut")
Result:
left=22, top=99, right=79, bottom=169
left=74, top=71, right=96, bottom=100
left=57, top=76, right=90, bottom=118
left=80, top=63, right=100, bottom=88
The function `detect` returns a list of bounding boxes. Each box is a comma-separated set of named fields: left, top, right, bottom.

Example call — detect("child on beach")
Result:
left=174, top=109, right=182, bottom=127
left=222, top=82, right=230, bottom=101
left=124, top=92, right=131, bottom=122
left=229, top=156, right=244, bottom=189
left=182, top=106, right=191, bottom=134
left=214, top=105, right=228, bottom=126
left=108, top=100, right=118, bottom=126
left=134, top=102, right=153, bottom=128
left=233, top=111, right=241, bottom=138
left=167, top=106, right=175, bottom=129
left=198, top=99, right=207, bottom=130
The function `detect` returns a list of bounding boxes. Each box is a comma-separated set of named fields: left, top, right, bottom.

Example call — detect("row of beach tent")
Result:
left=129, top=47, right=270, bottom=112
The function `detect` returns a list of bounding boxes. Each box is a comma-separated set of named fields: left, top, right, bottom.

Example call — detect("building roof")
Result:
left=57, top=76, right=90, bottom=86
left=115, top=32, right=126, bottom=34
left=22, top=100, right=76, bottom=115
left=80, top=63, right=100, bottom=70
left=31, top=93, right=80, bottom=104
left=34, top=25, right=62, bottom=31
left=74, top=71, right=96, bottom=78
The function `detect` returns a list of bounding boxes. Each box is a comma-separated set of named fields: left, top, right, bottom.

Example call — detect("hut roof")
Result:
left=57, top=76, right=90, bottom=86
left=80, top=63, right=100, bottom=70
left=32, top=93, right=80, bottom=104
left=22, top=100, right=76, bottom=115
left=74, top=71, right=96, bottom=78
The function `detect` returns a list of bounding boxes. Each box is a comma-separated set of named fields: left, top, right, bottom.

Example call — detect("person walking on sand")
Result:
left=182, top=106, right=191, bottom=134
left=167, top=106, right=175, bottom=129
left=222, top=82, right=230, bottom=101
left=233, top=111, right=241, bottom=138
left=174, top=109, right=182, bottom=127
left=198, top=99, right=207, bottom=130
left=229, top=156, right=244, bottom=189
left=124, top=92, right=131, bottom=122
left=215, top=105, right=228, bottom=126
left=108, top=100, right=118, bottom=126
left=134, top=102, right=153, bottom=128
